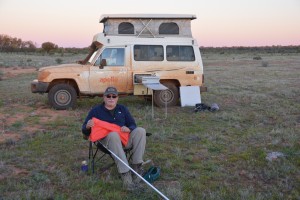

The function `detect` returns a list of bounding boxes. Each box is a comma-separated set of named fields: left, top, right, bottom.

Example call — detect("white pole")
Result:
left=99, top=142, right=169, bottom=200
left=152, top=89, right=154, bottom=119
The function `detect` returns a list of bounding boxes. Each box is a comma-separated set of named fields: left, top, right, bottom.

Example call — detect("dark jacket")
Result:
left=82, top=103, right=137, bottom=136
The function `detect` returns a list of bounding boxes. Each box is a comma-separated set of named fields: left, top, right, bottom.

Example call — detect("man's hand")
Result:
left=86, top=119, right=94, bottom=129
left=82, top=134, right=89, bottom=140
left=121, top=126, right=130, bottom=133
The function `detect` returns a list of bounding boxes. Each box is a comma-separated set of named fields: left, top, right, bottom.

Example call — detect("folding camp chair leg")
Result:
left=92, top=147, right=100, bottom=174
left=88, top=141, right=92, bottom=173
left=89, top=141, right=97, bottom=174
left=88, top=141, right=115, bottom=174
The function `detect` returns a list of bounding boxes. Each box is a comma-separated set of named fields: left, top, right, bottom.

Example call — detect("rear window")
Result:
left=166, top=45, right=195, bottom=61
left=134, top=45, right=164, bottom=61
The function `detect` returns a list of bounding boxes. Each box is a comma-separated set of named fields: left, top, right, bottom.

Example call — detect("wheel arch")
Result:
left=160, top=79, right=181, bottom=89
left=153, top=79, right=181, bottom=107
left=48, top=79, right=79, bottom=95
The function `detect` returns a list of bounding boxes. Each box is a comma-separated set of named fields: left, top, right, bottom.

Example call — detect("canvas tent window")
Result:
left=118, top=22, right=134, bottom=34
left=159, top=23, right=179, bottom=35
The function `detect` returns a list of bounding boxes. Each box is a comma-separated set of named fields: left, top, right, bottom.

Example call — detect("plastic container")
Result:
left=81, top=160, right=88, bottom=172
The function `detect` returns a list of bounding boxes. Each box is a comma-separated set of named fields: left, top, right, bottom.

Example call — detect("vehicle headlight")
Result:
left=38, top=70, right=50, bottom=81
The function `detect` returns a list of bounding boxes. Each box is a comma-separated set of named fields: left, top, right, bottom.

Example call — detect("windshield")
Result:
left=87, top=51, right=98, bottom=64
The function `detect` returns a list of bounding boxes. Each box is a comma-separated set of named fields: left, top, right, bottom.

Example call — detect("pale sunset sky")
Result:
left=1, top=0, right=299, bottom=48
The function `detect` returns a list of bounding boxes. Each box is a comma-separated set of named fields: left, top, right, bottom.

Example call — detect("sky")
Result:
left=0, top=0, right=299, bottom=48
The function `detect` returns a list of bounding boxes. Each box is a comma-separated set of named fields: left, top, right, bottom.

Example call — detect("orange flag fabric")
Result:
left=90, top=117, right=130, bottom=146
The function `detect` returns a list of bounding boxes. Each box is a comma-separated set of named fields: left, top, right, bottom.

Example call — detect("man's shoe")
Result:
left=132, top=163, right=145, bottom=184
left=121, top=171, right=135, bottom=191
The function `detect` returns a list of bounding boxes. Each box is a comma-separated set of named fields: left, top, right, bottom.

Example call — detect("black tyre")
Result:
left=153, top=82, right=179, bottom=107
left=48, top=83, right=77, bottom=110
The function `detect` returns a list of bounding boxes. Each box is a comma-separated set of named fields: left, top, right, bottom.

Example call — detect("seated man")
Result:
left=82, top=86, right=146, bottom=190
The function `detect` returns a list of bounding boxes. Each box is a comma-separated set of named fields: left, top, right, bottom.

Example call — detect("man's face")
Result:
left=104, top=93, right=118, bottom=108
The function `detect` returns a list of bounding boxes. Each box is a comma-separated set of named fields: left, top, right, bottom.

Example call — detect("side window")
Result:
left=95, top=48, right=125, bottom=66
left=118, top=22, right=134, bottom=34
left=166, top=46, right=195, bottom=61
left=134, top=45, right=164, bottom=61
left=159, top=23, right=179, bottom=35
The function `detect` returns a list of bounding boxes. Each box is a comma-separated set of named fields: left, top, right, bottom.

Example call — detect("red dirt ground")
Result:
left=1, top=66, right=37, bottom=79
left=0, top=67, right=72, bottom=144
left=0, top=104, right=71, bottom=143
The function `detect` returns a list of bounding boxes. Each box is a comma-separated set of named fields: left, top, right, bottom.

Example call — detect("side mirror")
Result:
left=99, top=59, right=107, bottom=69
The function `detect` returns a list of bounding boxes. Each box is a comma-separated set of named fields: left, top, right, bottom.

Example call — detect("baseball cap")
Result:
left=104, top=87, right=118, bottom=96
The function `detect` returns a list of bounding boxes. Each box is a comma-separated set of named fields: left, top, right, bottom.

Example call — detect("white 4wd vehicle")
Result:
left=31, top=14, right=207, bottom=109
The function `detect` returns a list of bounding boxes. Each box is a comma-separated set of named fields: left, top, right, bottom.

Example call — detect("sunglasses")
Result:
left=106, top=95, right=118, bottom=99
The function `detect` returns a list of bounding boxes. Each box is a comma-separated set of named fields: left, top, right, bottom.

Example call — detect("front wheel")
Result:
left=48, top=83, right=77, bottom=110
left=153, top=82, right=179, bottom=107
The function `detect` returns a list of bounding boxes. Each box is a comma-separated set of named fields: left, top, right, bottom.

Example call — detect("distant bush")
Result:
left=55, top=58, right=63, bottom=64
left=0, top=34, right=36, bottom=53
left=253, top=56, right=262, bottom=60
left=261, top=61, right=269, bottom=67
left=0, top=70, right=3, bottom=81
left=41, top=42, right=58, bottom=54
left=59, top=48, right=64, bottom=57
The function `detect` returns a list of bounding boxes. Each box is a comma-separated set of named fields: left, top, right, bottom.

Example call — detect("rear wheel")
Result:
left=48, top=83, right=77, bottom=110
left=153, top=82, right=179, bottom=107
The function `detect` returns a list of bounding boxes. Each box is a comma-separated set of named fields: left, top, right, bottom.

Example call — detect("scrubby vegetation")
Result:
left=201, top=46, right=300, bottom=55
left=0, top=52, right=84, bottom=68
left=0, top=50, right=299, bottom=199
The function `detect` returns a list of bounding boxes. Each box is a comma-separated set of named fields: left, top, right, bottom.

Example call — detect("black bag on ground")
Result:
left=194, top=103, right=211, bottom=112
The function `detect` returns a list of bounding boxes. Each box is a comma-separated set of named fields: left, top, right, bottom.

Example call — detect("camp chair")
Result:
left=88, top=132, right=152, bottom=174
left=88, top=140, right=133, bottom=174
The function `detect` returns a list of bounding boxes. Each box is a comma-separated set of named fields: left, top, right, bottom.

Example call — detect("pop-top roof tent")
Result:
left=99, top=14, right=197, bottom=38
